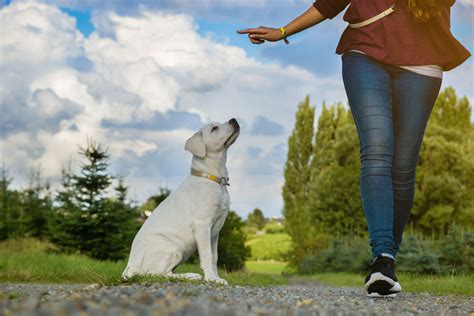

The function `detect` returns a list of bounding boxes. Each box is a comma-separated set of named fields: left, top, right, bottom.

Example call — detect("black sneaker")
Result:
left=364, top=255, right=402, bottom=298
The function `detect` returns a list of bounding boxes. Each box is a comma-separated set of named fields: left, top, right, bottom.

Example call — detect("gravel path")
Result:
left=1, top=282, right=473, bottom=316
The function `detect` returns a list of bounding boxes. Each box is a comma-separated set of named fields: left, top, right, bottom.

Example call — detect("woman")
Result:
left=238, top=0, right=470, bottom=298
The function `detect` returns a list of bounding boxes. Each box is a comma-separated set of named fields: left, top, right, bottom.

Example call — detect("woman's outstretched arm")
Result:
left=237, top=5, right=326, bottom=44
left=237, top=0, right=350, bottom=44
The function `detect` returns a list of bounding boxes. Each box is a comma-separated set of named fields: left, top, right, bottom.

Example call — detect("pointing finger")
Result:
left=237, top=28, right=266, bottom=34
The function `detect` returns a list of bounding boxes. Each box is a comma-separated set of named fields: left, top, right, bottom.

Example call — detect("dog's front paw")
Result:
left=204, top=277, right=228, bottom=285
left=181, top=273, right=202, bottom=281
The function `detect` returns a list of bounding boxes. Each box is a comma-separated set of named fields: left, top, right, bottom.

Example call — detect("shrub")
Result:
left=438, top=225, right=474, bottom=274
left=297, top=226, right=474, bottom=276
left=396, top=234, right=441, bottom=274
left=217, top=211, right=251, bottom=271
left=297, top=238, right=371, bottom=274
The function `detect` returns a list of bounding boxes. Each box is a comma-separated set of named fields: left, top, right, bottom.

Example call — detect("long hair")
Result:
left=407, top=0, right=445, bottom=22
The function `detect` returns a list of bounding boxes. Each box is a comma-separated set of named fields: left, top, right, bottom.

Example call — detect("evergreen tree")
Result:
left=247, top=208, right=266, bottom=230
left=50, top=139, right=139, bottom=260
left=282, top=95, right=317, bottom=264
left=91, top=178, right=140, bottom=260
left=21, top=168, right=53, bottom=238
left=0, top=167, right=19, bottom=240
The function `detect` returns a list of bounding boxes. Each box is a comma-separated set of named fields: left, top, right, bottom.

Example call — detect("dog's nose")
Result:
left=229, top=118, right=239, bottom=128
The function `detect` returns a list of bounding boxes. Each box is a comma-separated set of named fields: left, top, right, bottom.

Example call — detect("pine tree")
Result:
left=91, top=178, right=140, bottom=260
left=50, top=139, right=139, bottom=260
left=282, top=95, right=317, bottom=264
left=0, top=166, right=27, bottom=240
left=0, top=167, right=15, bottom=240
left=21, top=168, right=53, bottom=238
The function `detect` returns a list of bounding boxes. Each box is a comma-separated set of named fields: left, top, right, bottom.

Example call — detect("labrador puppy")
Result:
left=122, top=118, right=240, bottom=284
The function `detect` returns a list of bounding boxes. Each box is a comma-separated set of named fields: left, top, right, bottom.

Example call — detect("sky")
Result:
left=1, top=0, right=473, bottom=218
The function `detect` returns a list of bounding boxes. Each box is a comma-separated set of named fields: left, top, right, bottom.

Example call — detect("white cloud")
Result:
left=1, top=1, right=83, bottom=66
left=459, top=0, right=474, bottom=6
left=1, top=1, right=347, bottom=217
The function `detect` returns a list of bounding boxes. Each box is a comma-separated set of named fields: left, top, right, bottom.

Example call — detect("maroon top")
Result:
left=313, top=0, right=470, bottom=70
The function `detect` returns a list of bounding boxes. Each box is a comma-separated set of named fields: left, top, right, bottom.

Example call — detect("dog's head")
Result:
left=185, top=118, right=240, bottom=158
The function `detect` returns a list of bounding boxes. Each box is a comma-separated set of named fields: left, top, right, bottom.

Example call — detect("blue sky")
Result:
left=58, top=1, right=473, bottom=75
left=1, top=0, right=473, bottom=218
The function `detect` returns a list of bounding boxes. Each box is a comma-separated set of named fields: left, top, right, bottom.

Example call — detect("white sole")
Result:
left=389, top=281, right=402, bottom=292
left=364, top=272, right=395, bottom=290
left=367, top=292, right=397, bottom=298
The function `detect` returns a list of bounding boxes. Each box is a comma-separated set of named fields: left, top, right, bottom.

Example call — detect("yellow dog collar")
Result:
left=191, top=169, right=230, bottom=186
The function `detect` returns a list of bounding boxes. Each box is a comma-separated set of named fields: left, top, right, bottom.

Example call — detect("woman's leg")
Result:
left=390, top=69, right=442, bottom=255
left=342, top=52, right=397, bottom=260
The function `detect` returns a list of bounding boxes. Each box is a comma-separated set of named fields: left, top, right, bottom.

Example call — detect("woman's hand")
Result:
left=237, top=26, right=283, bottom=44
left=236, top=6, right=326, bottom=45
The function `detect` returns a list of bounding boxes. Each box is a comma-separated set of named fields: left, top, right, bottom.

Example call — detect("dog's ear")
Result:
left=185, top=131, right=206, bottom=158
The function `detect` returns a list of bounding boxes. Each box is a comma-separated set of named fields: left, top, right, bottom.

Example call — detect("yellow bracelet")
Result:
left=279, top=27, right=290, bottom=44
left=279, top=27, right=286, bottom=37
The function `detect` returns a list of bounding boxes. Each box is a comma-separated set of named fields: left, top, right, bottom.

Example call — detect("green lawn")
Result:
left=1, top=240, right=472, bottom=295
left=294, top=272, right=474, bottom=296
left=0, top=239, right=286, bottom=287
left=245, top=233, right=292, bottom=261
left=245, top=261, right=288, bottom=275
left=245, top=261, right=474, bottom=296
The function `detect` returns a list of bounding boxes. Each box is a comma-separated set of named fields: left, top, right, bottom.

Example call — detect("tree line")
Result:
left=0, top=139, right=250, bottom=270
left=282, top=87, right=474, bottom=265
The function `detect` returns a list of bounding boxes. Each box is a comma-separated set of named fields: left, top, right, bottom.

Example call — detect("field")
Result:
left=245, top=261, right=474, bottom=295
left=0, top=239, right=473, bottom=295
left=0, top=239, right=287, bottom=286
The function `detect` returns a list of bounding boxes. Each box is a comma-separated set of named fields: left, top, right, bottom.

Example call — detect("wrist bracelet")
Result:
left=279, top=27, right=290, bottom=44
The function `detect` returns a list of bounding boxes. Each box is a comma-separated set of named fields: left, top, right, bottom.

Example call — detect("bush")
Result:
left=297, top=225, right=474, bottom=276
left=298, top=238, right=371, bottom=274
left=438, top=225, right=474, bottom=274
left=396, top=235, right=441, bottom=274
left=217, top=211, right=251, bottom=272
left=177, top=211, right=251, bottom=272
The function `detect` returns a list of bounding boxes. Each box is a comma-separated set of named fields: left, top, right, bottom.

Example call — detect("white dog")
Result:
left=122, top=118, right=240, bottom=284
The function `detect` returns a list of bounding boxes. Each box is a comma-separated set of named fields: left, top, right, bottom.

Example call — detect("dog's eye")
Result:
left=211, top=126, right=218, bottom=132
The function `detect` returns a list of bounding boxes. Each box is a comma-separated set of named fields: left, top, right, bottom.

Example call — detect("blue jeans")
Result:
left=342, top=51, right=442, bottom=260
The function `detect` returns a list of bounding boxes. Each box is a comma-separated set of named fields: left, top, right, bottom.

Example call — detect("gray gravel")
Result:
left=1, top=282, right=473, bottom=316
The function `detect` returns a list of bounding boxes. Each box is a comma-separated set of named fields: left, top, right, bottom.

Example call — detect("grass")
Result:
left=245, top=233, right=292, bottom=261
left=1, top=239, right=472, bottom=295
left=246, top=260, right=474, bottom=296
left=294, top=272, right=474, bottom=296
left=245, top=261, right=288, bottom=275
left=0, top=239, right=287, bottom=287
